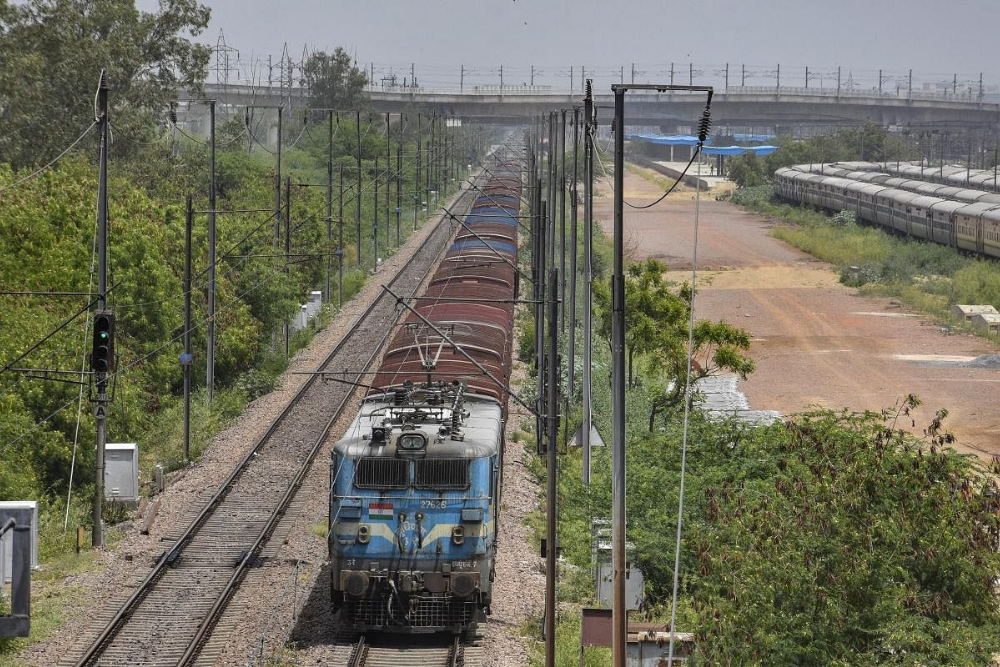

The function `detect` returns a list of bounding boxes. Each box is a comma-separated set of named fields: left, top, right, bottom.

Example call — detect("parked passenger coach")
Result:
left=774, top=164, right=1000, bottom=259
left=328, top=153, right=523, bottom=634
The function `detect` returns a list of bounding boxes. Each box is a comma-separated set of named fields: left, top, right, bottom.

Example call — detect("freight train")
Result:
left=774, top=163, right=1000, bottom=259
left=327, top=153, right=523, bottom=633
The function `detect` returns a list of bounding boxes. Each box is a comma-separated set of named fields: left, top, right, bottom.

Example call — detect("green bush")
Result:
left=729, top=185, right=773, bottom=207
left=831, top=209, right=857, bottom=227
left=234, top=368, right=278, bottom=402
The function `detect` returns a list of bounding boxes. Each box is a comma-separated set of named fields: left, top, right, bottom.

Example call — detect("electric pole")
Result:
left=92, top=70, right=110, bottom=549
left=326, top=110, right=334, bottom=302
left=560, top=108, right=567, bottom=333
left=544, top=264, right=559, bottom=667
left=356, top=111, right=362, bottom=266
left=582, top=82, right=594, bottom=486
left=612, top=85, right=627, bottom=667
left=386, top=113, right=392, bottom=249
left=275, top=107, right=283, bottom=248
left=183, top=196, right=193, bottom=462
left=568, top=106, right=579, bottom=398
left=284, top=176, right=291, bottom=356
left=396, top=145, right=402, bottom=246
left=338, top=164, right=344, bottom=308
left=207, top=100, right=217, bottom=404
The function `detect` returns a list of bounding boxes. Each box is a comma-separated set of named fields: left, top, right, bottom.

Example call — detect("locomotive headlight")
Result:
left=451, top=525, right=465, bottom=545
left=357, top=525, right=370, bottom=544
left=397, top=432, right=427, bottom=450
left=342, top=571, right=369, bottom=597
left=450, top=572, right=478, bottom=598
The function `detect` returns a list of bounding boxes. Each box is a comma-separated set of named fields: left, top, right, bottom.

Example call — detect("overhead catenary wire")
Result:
left=667, top=147, right=704, bottom=665
left=64, top=210, right=100, bottom=532
left=0, top=120, right=97, bottom=196
left=593, top=139, right=702, bottom=210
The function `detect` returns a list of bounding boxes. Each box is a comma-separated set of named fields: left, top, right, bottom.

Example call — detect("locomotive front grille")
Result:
left=346, top=594, right=478, bottom=629
left=414, top=458, right=470, bottom=490
left=354, top=457, right=408, bottom=489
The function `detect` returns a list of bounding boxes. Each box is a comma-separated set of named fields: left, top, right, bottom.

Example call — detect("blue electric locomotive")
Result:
left=329, top=158, right=522, bottom=634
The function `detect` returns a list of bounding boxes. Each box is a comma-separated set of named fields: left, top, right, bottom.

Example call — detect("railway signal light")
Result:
left=91, top=312, right=115, bottom=374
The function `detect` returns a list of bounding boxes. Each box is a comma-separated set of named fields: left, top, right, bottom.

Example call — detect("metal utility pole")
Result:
left=326, top=111, right=334, bottom=302
left=338, top=164, right=344, bottom=308
left=611, top=84, right=627, bottom=667
left=207, top=100, right=217, bottom=404
left=415, top=114, right=422, bottom=229
left=93, top=71, right=109, bottom=549
left=582, top=81, right=594, bottom=486
left=276, top=107, right=283, bottom=247
left=568, top=107, right=579, bottom=398
left=535, top=197, right=547, bottom=456
left=374, top=155, right=380, bottom=265
left=284, top=176, right=291, bottom=356
left=460, top=64, right=464, bottom=93
left=547, top=113, right=555, bottom=258
left=386, top=113, right=392, bottom=248
left=544, top=264, right=558, bottom=667
left=356, top=111, right=362, bottom=266
left=396, top=145, right=402, bottom=246
left=427, top=114, right=433, bottom=208
left=183, top=196, right=193, bottom=462
left=560, top=109, right=567, bottom=333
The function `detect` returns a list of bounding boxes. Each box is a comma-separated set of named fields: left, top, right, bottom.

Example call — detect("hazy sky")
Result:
left=138, top=0, right=1000, bottom=90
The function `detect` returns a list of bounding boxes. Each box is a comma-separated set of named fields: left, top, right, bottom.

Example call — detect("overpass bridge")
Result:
left=181, top=83, right=1000, bottom=140
left=366, top=87, right=1000, bottom=133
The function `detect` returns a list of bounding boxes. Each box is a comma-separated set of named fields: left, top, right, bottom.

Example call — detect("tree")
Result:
left=594, top=258, right=755, bottom=429
left=0, top=0, right=211, bottom=168
left=300, top=48, right=368, bottom=111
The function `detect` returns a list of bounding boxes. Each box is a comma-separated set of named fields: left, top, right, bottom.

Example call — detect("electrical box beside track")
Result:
left=105, top=443, right=139, bottom=503
left=0, top=501, right=38, bottom=584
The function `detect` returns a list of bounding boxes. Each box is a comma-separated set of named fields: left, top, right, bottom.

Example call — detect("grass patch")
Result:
left=309, top=519, right=329, bottom=539
left=733, top=184, right=1000, bottom=340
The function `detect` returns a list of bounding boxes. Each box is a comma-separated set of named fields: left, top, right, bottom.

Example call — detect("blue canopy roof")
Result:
left=625, top=133, right=777, bottom=156
left=626, top=134, right=705, bottom=146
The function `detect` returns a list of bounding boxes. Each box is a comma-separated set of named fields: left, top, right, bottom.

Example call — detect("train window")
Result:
left=414, top=458, right=470, bottom=490
left=354, top=457, right=408, bottom=489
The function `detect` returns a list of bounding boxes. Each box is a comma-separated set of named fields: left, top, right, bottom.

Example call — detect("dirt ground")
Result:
left=594, top=169, right=1000, bottom=457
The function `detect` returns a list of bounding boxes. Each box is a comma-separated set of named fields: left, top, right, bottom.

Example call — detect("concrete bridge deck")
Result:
left=180, top=83, right=1000, bottom=136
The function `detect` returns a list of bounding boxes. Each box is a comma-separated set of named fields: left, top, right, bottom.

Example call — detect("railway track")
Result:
left=63, top=186, right=478, bottom=667
left=340, top=634, right=481, bottom=667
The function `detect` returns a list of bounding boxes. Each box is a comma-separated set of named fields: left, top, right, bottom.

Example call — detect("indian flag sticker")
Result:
left=369, top=502, right=394, bottom=520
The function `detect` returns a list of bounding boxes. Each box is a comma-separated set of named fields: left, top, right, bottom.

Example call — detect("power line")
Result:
left=0, top=121, right=98, bottom=196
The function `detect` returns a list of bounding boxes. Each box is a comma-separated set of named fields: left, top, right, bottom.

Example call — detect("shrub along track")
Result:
left=59, top=183, right=479, bottom=667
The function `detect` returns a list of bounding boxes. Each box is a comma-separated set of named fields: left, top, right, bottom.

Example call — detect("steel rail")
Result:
left=71, top=181, right=480, bottom=667
left=348, top=635, right=368, bottom=667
